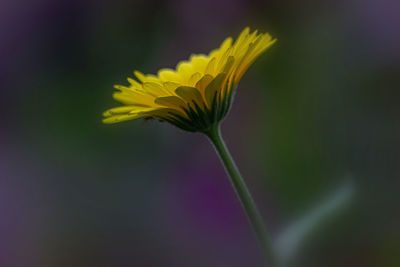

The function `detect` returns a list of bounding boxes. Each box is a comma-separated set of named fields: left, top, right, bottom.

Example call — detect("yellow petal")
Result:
left=102, top=113, right=142, bottom=124
left=114, top=84, right=131, bottom=91
left=128, top=107, right=162, bottom=115
left=127, top=77, right=141, bottom=87
left=143, top=82, right=169, bottom=97
left=195, top=74, right=214, bottom=93
left=113, top=92, right=138, bottom=105
left=204, top=73, right=226, bottom=108
left=188, top=72, right=202, bottom=86
left=175, top=86, right=204, bottom=108
left=232, top=27, right=250, bottom=53
left=177, top=61, right=192, bottom=75
left=205, top=57, right=216, bottom=75
left=134, top=70, right=146, bottom=82
left=103, top=105, right=148, bottom=117
left=219, top=37, right=233, bottom=51
left=190, top=54, right=209, bottom=73
left=144, top=74, right=162, bottom=84
left=163, top=81, right=181, bottom=92
left=222, top=56, right=235, bottom=73
left=158, top=68, right=182, bottom=83
left=154, top=96, right=186, bottom=108
left=235, top=38, right=277, bottom=84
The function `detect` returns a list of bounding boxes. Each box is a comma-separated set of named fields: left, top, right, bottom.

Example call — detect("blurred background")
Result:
left=1, top=0, right=399, bottom=266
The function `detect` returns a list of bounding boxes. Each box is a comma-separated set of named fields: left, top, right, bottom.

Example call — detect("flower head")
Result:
left=103, top=27, right=276, bottom=132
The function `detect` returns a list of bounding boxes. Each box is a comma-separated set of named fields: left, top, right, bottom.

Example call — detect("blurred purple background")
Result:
left=1, top=0, right=399, bottom=266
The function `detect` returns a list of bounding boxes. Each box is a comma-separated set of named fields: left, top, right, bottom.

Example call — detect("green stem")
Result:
left=204, top=124, right=275, bottom=266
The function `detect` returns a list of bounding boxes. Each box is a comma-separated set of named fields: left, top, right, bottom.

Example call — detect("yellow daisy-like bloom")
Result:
left=103, top=27, right=276, bottom=132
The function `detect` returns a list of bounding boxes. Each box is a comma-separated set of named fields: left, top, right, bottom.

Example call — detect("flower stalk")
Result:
left=204, top=124, right=275, bottom=266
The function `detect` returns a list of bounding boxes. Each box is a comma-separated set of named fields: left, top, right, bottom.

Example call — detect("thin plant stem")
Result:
left=204, top=124, right=275, bottom=266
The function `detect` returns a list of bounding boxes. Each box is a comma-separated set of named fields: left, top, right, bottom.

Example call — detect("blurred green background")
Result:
left=1, top=0, right=399, bottom=266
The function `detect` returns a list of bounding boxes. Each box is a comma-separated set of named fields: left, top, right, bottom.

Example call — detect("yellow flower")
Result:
left=103, top=27, right=276, bottom=132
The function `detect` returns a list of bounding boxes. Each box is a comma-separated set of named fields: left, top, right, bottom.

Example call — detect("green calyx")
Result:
left=162, top=82, right=236, bottom=133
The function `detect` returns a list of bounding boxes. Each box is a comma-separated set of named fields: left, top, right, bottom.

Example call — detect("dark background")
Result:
left=1, top=0, right=399, bottom=266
